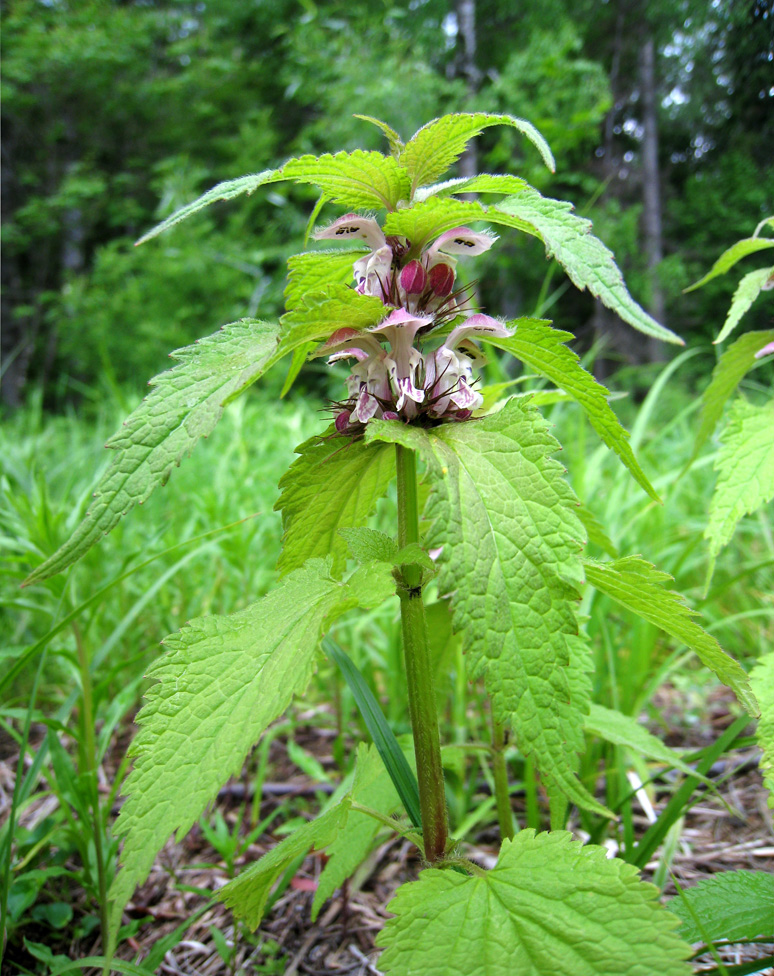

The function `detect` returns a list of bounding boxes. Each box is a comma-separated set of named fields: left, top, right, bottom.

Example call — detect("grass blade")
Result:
left=322, top=637, right=422, bottom=829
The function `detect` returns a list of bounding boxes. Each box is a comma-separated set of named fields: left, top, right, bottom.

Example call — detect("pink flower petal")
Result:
left=755, top=340, right=774, bottom=359
left=427, top=227, right=498, bottom=257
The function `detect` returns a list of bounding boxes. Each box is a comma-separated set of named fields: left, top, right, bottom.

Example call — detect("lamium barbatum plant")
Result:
left=23, top=113, right=765, bottom=975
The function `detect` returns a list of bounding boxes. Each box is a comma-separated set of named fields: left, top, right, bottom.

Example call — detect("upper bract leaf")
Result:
left=276, top=433, right=396, bottom=577
left=107, top=557, right=394, bottom=941
left=136, top=170, right=285, bottom=244
left=690, top=329, right=774, bottom=463
left=383, top=197, right=533, bottom=253
left=496, top=191, right=684, bottom=345
left=583, top=556, right=757, bottom=714
left=279, top=283, right=387, bottom=346
left=353, top=114, right=405, bottom=157
left=714, top=266, right=773, bottom=344
left=367, top=401, right=610, bottom=817
left=23, top=320, right=286, bottom=586
left=483, top=321, right=658, bottom=501
left=705, top=398, right=774, bottom=558
left=377, top=831, right=691, bottom=976
left=282, top=151, right=410, bottom=210
left=284, top=249, right=364, bottom=311
left=413, top=173, right=528, bottom=203
left=684, top=236, right=774, bottom=292
left=401, top=113, right=555, bottom=194
left=669, top=870, right=774, bottom=944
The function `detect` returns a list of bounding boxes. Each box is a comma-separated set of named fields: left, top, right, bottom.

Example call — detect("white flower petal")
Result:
left=313, top=214, right=386, bottom=250
left=427, top=226, right=498, bottom=258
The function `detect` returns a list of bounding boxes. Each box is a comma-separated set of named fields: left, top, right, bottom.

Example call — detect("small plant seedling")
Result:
left=20, top=114, right=762, bottom=975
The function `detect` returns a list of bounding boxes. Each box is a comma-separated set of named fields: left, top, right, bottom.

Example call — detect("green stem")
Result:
left=395, top=444, right=448, bottom=862
left=73, top=623, right=110, bottom=962
left=491, top=717, right=515, bottom=841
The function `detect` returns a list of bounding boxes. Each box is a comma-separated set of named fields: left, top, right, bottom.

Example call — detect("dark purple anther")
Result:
left=429, top=263, right=455, bottom=297
left=399, top=260, right=427, bottom=295
left=335, top=410, right=352, bottom=432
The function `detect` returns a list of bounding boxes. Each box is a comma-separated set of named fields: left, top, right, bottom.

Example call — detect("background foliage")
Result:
left=2, top=0, right=773, bottom=407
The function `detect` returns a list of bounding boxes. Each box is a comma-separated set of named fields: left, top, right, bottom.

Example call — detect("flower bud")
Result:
left=335, top=410, right=352, bottom=432
left=382, top=411, right=399, bottom=420
left=429, top=262, right=455, bottom=297
left=399, top=259, right=427, bottom=294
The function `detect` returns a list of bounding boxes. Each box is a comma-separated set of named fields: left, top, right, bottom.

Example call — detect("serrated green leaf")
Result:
left=284, top=249, right=364, bottom=311
left=584, top=703, right=712, bottom=785
left=354, top=114, right=404, bottom=156
left=583, top=556, right=757, bottom=714
left=312, top=742, right=405, bottom=920
left=107, top=558, right=392, bottom=942
left=383, top=197, right=533, bottom=254
left=276, top=434, right=395, bottom=577
left=691, top=329, right=774, bottom=461
left=750, top=652, right=774, bottom=806
left=219, top=797, right=352, bottom=929
left=414, top=173, right=528, bottom=202
left=705, top=398, right=774, bottom=558
left=279, top=283, right=387, bottom=346
left=282, top=151, right=410, bottom=210
left=367, top=402, right=610, bottom=817
left=24, top=320, right=285, bottom=586
left=402, top=113, right=555, bottom=194
left=340, top=527, right=399, bottom=564
left=136, top=170, right=285, bottom=244
left=685, top=237, right=774, bottom=292
left=377, top=831, right=691, bottom=976
left=483, top=320, right=658, bottom=501
left=714, top=267, right=773, bottom=344
left=670, top=870, right=774, bottom=944
left=496, top=192, right=684, bottom=345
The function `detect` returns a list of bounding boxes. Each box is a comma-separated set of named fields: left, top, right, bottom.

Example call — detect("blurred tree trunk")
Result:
left=639, top=31, right=667, bottom=361
left=456, top=0, right=480, bottom=180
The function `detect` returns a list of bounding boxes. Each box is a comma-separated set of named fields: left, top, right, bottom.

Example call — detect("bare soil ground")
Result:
left=2, top=697, right=773, bottom=976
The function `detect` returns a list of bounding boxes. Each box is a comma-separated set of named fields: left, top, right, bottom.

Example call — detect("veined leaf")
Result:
left=367, top=401, right=610, bottom=817
left=414, top=173, right=528, bottom=202
left=483, top=321, right=658, bottom=501
left=220, top=797, right=352, bottom=929
left=684, top=237, right=774, bottom=292
left=750, top=651, right=774, bottom=806
left=402, top=113, right=555, bottom=194
left=714, top=266, right=773, bottom=344
left=576, top=506, right=619, bottom=558
left=383, top=197, right=532, bottom=253
left=377, top=831, right=691, bottom=976
left=584, top=703, right=712, bottom=785
left=282, top=151, right=410, bottom=210
left=276, top=435, right=395, bottom=577
left=691, top=329, right=774, bottom=462
left=670, top=871, right=774, bottom=944
left=496, top=191, right=684, bottom=345
left=705, top=398, right=774, bottom=558
left=583, top=556, right=757, bottom=715
left=279, top=283, right=387, bottom=346
left=136, top=170, right=285, bottom=244
left=24, top=320, right=285, bottom=586
left=340, top=527, right=399, bottom=564
left=354, top=114, right=404, bottom=156
left=312, top=742, right=406, bottom=920
left=107, top=557, right=393, bottom=941
left=284, top=249, right=363, bottom=311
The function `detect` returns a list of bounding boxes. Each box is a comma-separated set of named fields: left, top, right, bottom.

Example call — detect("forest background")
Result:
left=2, top=0, right=773, bottom=411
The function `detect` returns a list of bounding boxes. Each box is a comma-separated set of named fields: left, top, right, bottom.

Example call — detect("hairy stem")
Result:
left=395, top=444, right=448, bottom=862
left=491, top=717, right=515, bottom=841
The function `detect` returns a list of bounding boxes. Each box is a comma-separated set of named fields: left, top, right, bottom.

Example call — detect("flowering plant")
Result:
left=23, top=114, right=760, bottom=975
